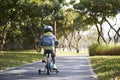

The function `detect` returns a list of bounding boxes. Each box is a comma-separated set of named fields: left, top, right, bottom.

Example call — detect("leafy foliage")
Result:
left=73, top=0, right=120, bottom=44
left=1, top=0, right=120, bottom=51
left=0, top=0, right=64, bottom=51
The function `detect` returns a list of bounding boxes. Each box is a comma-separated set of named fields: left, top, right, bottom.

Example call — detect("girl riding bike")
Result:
left=39, top=25, right=59, bottom=70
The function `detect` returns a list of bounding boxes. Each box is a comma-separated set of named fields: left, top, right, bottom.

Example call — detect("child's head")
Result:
left=44, top=25, right=53, bottom=33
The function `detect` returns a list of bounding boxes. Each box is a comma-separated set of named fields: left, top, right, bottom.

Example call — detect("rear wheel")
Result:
left=38, top=69, right=41, bottom=74
left=47, top=68, right=50, bottom=75
left=46, top=61, right=50, bottom=75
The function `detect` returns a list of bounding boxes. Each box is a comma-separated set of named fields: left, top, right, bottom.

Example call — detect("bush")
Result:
left=89, top=43, right=99, bottom=56
left=89, top=43, right=120, bottom=56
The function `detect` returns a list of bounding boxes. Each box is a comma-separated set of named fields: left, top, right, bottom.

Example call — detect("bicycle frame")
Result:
left=38, top=52, right=59, bottom=75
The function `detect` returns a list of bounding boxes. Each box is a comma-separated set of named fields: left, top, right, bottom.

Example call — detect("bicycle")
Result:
left=38, top=52, right=59, bottom=75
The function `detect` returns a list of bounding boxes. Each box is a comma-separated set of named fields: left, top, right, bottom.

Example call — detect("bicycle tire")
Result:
left=46, top=58, right=50, bottom=75
left=38, top=69, right=41, bottom=75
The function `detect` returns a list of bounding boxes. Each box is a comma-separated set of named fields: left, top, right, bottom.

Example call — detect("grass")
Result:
left=1, top=50, right=120, bottom=80
left=0, top=50, right=88, bottom=71
left=90, top=56, right=120, bottom=80
left=0, top=52, right=42, bottom=70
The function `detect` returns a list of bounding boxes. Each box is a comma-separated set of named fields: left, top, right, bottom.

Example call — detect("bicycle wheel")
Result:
left=46, top=59, right=50, bottom=75
left=38, top=69, right=41, bottom=74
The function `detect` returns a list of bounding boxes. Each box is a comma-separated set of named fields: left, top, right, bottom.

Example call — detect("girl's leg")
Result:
left=42, top=50, right=47, bottom=62
left=51, top=51, right=56, bottom=64
left=51, top=51, right=57, bottom=69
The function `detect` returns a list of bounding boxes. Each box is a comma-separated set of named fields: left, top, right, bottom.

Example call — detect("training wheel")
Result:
left=56, top=70, right=59, bottom=74
left=38, top=69, right=41, bottom=74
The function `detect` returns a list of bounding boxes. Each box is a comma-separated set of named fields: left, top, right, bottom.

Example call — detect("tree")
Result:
left=73, top=0, right=120, bottom=44
left=0, top=0, right=65, bottom=51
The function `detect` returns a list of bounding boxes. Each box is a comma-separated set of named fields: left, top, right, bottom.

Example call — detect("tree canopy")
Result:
left=73, top=0, right=120, bottom=44
left=0, top=0, right=120, bottom=51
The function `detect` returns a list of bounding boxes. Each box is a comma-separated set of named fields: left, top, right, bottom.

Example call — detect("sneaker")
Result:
left=53, top=64, right=57, bottom=70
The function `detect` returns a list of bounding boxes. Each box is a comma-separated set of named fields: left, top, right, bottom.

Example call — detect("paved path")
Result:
left=0, top=56, right=97, bottom=80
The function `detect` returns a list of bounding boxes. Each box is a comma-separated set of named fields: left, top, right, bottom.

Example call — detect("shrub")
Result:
left=89, top=43, right=120, bottom=56
left=89, top=43, right=99, bottom=56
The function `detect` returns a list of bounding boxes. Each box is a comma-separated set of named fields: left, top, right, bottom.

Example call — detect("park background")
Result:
left=0, top=0, right=120, bottom=80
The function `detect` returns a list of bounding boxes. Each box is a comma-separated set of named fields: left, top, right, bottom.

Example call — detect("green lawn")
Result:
left=0, top=50, right=87, bottom=71
left=0, top=52, right=42, bottom=70
left=1, top=50, right=120, bottom=80
left=90, top=56, right=120, bottom=80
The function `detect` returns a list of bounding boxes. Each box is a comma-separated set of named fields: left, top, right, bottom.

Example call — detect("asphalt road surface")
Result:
left=0, top=56, right=97, bottom=80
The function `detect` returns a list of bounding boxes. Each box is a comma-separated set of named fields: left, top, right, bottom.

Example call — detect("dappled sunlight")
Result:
left=90, top=56, right=120, bottom=80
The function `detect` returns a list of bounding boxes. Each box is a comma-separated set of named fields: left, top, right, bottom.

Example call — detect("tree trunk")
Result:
left=114, top=27, right=120, bottom=43
left=104, top=17, right=120, bottom=37
left=53, top=20, right=56, bottom=36
left=62, top=38, right=66, bottom=51
left=95, top=23, right=101, bottom=44
left=99, top=22, right=107, bottom=44
left=95, top=23, right=107, bottom=44
left=0, top=26, right=7, bottom=51
left=28, top=22, right=37, bottom=50
left=108, top=28, right=112, bottom=43
left=74, top=31, right=81, bottom=53
left=66, top=33, right=74, bottom=51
